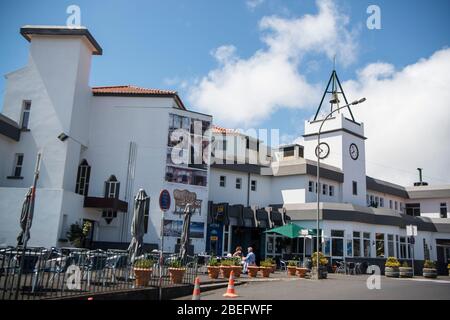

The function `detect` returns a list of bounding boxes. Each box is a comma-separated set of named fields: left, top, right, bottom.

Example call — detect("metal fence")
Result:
left=0, top=246, right=198, bottom=300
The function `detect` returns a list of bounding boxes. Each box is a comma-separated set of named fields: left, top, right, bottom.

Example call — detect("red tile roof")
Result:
left=212, top=125, right=238, bottom=134
left=92, top=85, right=185, bottom=109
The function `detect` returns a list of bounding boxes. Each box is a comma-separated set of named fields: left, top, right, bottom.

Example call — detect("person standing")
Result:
left=242, top=247, right=256, bottom=273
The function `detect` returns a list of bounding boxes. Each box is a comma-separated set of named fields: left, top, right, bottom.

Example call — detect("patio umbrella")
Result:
left=17, top=187, right=34, bottom=246
left=128, top=189, right=149, bottom=263
left=264, top=223, right=316, bottom=239
left=179, top=204, right=193, bottom=262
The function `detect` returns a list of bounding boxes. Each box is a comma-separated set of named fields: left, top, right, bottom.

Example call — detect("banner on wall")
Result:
left=163, top=220, right=205, bottom=239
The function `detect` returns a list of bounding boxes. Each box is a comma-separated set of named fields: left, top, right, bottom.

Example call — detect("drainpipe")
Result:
left=247, top=172, right=250, bottom=207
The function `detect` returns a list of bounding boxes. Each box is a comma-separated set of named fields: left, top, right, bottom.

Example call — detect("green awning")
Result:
left=264, top=223, right=317, bottom=238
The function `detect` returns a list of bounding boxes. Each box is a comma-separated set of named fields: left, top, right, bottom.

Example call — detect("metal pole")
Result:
left=15, top=153, right=41, bottom=300
left=159, top=210, right=165, bottom=300
left=303, top=236, right=306, bottom=266
left=411, top=237, right=415, bottom=276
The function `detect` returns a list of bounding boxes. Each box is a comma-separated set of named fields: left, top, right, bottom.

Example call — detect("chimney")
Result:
left=414, top=168, right=428, bottom=186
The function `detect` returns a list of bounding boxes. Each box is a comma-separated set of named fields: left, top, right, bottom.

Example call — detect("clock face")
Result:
left=315, top=142, right=330, bottom=159
left=349, top=143, right=359, bottom=160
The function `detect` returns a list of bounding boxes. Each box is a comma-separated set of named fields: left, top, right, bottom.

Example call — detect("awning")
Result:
left=243, top=207, right=256, bottom=228
left=256, top=208, right=270, bottom=229
left=264, top=223, right=317, bottom=238
left=227, top=205, right=244, bottom=226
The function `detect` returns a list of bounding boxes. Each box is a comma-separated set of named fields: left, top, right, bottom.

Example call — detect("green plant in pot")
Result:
left=66, top=221, right=92, bottom=248
left=287, top=260, right=297, bottom=276
left=133, top=258, right=154, bottom=287
left=259, top=259, right=272, bottom=278
left=423, top=260, right=437, bottom=279
left=231, top=257, right=242, bottom=278
left=311, top=252, right=328, bottom=279
left=399, top=261, right=413, bottom=278
left=207, top=257, right=220, bottom=279
left=265, top=257, right=276, bottom=273
left=168, top=258, right=186, bottom=284
left=384, top=257, right=400, bottom=278
left=447, top=263, right=450, bottom=276
left=220, top=258, right=234, bottom=279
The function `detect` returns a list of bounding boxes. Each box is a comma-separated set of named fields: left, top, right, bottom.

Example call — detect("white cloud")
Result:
left=246, top=0, right=264, bottom=11
left=188, top=0, right=358, bottom=127
left=343, top=48, right=450, bottom=186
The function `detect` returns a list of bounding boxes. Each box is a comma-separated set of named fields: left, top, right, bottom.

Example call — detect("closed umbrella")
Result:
left=128, top=189, right=149, bottom=263
left=179, top=204, right=193, bottom=262
left=17, top=187, right=33, bottom=246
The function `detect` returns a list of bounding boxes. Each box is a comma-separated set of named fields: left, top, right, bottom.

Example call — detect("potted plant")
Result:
left=66, top=221, right=92, bottom=248
left=447, top=263, right=450, bottom=276
left=259, top=259, right=272, bottom=278
left=133, top=258, right=154, bottom=287
left=385, top=257, right=400, bottom=278
left=287, top=260, right=297, bottom=276
left=207, top=257, right=220, bottom=279
left=423, top=260, right=437, bottom=279
left=310, top=252, right=328, bottom=279
left=231, top=257, right=242, bottom=278
left=220, top=258, right=234, bottom=279
left=399, top=261, right=413, bottom=278
left=265, top=257, right=276, bottom=273
left=247, top=265, right=259, bottom=278
left=168, top=259, right=186, bottom=284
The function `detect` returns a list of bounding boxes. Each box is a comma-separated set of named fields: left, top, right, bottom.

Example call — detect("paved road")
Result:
left=178, top=274, right=450, bottom=300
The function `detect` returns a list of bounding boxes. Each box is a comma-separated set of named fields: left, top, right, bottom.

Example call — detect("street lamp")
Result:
left=315, top=97, right=366, bottom=279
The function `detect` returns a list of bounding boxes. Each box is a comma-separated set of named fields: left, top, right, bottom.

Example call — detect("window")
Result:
left=352, top=181, right=358, bottom=195
left=12, top=153, right=24, bottom=177
left=308, top=181, right=314, bottom=192
left=380, top=198, right=384, bottom=208
left=399, top=236, right=408, bottom=259
left=331, top=230, right=344, bottom=257
left=375, top=196, right=379, bottom=207
left=395, top=201, right=398, bottom=211
left=322, top=184, right=327, bottom=195
left=440, top=202, right=448, bottom=218
left=104, top=175, right=120, bottom=198
left=389, top=200, right=393, bottom=209
left=329, top=185, right=334, bottom=197
left=363, top=232, right=371, bottom=257
left=283, top=146, right=295, bottom=158
left=366, top=195, right=370, bottom=206
left=387, top=234, right=395, bottom=257
left=21, top=100, right=31, bottom=129
left=235, top=178, right=242, bottom=190
left=219, top=176, right=226, bottom=187
left=375, top=233, right=385, bottom=257
left=251, top=180, right=257, bottom=191
left=222, top=140, right=227, bottom=151
left=405, top=203, right=421, bottom=217
left=353, top=231, right=361, bottom=257
left=75, top=159, right=91, bottom=196
left=315, top=182, right=318, bottom=194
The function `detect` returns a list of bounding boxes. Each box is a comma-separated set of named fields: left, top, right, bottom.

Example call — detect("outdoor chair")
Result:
left=279, top=259, right=287, bottom=271
left=335, top=261, right=346, bottom=274
left=83, top=251, right=108, bottom=286
left=105, top=254, right=130, bottom=284
left=354, top=262, right=362, bottom=275
left=346, top=262, right=356, bottom=275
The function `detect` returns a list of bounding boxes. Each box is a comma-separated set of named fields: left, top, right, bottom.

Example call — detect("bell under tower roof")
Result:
left=313, top=69, right=355, bottom=122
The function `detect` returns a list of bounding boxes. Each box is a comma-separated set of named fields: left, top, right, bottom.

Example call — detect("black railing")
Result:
left=0, top=246, right=198, bottom=300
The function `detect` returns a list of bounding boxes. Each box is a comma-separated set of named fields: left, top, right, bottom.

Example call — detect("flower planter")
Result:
left=399, top=267, right=413, bottom=278
left=134, top=268, right=152, bottom=287
left=296, top=267, right=308, bottom=278
left=287, top=266, right=297, bottom=276
left=311, top=266, right=327, bottom=279
left=247, top=266, right=259, bottom=278
left=385, top=266, right=400, bottom=278
left=423, top=268, right=437, bottom=279
left=260, top=267, right=271, bottom=278
left=231, top=266, right=242, bottom=278
left=271, top=264, right=276, bottom=273
left=168, top=267, right=186, bottom=284
left=207, top=266, right=220, bottom=279
left=220, top=266, right=233, bottom=279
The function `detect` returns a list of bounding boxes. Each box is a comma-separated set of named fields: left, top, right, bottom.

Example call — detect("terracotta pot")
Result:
left=385, top=266, right=400, bottom=278
left=247, top=266, right=259, bottom=278
left=399, top=267, right=413, bottom=278
left=134, top=268, right=152, bottom=287
left=220, top=265, right=233, bottom=279
left=287, top=266, right=297, bottom=276
left=168, top=267, right=186, bottom=284
left=207, top=266, right=220, bottom=279
left=231, top=266, right=242, bottom=278
left=260, top=267, right=271, bottom=278
left=423, top=268, right=437, bottom=279
left=296, top=267, right=308, bottom=278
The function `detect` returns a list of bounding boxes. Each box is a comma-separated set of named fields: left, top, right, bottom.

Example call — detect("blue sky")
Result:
left=0, top=0, right=449, bottom=185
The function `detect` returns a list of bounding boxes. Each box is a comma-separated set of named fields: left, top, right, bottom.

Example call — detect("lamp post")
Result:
left=315, top=97, right=366, bottom=279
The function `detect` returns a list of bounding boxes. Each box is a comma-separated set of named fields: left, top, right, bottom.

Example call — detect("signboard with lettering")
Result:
left=159, top=189, right=171, bottom=212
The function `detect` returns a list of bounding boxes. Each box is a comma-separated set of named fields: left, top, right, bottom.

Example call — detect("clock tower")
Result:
left=302, top=70, right=367, bottom=206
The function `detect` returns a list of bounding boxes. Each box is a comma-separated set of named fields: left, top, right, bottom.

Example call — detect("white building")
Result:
left=207, top=73, right=450, bottom=274
left=0, top=26, right=212, bottom=254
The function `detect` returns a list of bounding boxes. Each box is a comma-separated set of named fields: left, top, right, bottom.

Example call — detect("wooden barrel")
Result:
left=385, top=267, right=400, bottom=278
left=399, top=267, right=413, bottom=278
left=422, top=268, right=437, bottom=278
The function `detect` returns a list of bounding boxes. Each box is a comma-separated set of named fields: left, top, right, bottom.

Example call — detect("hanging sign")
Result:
left=159, top=189, right=171, bottom=212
